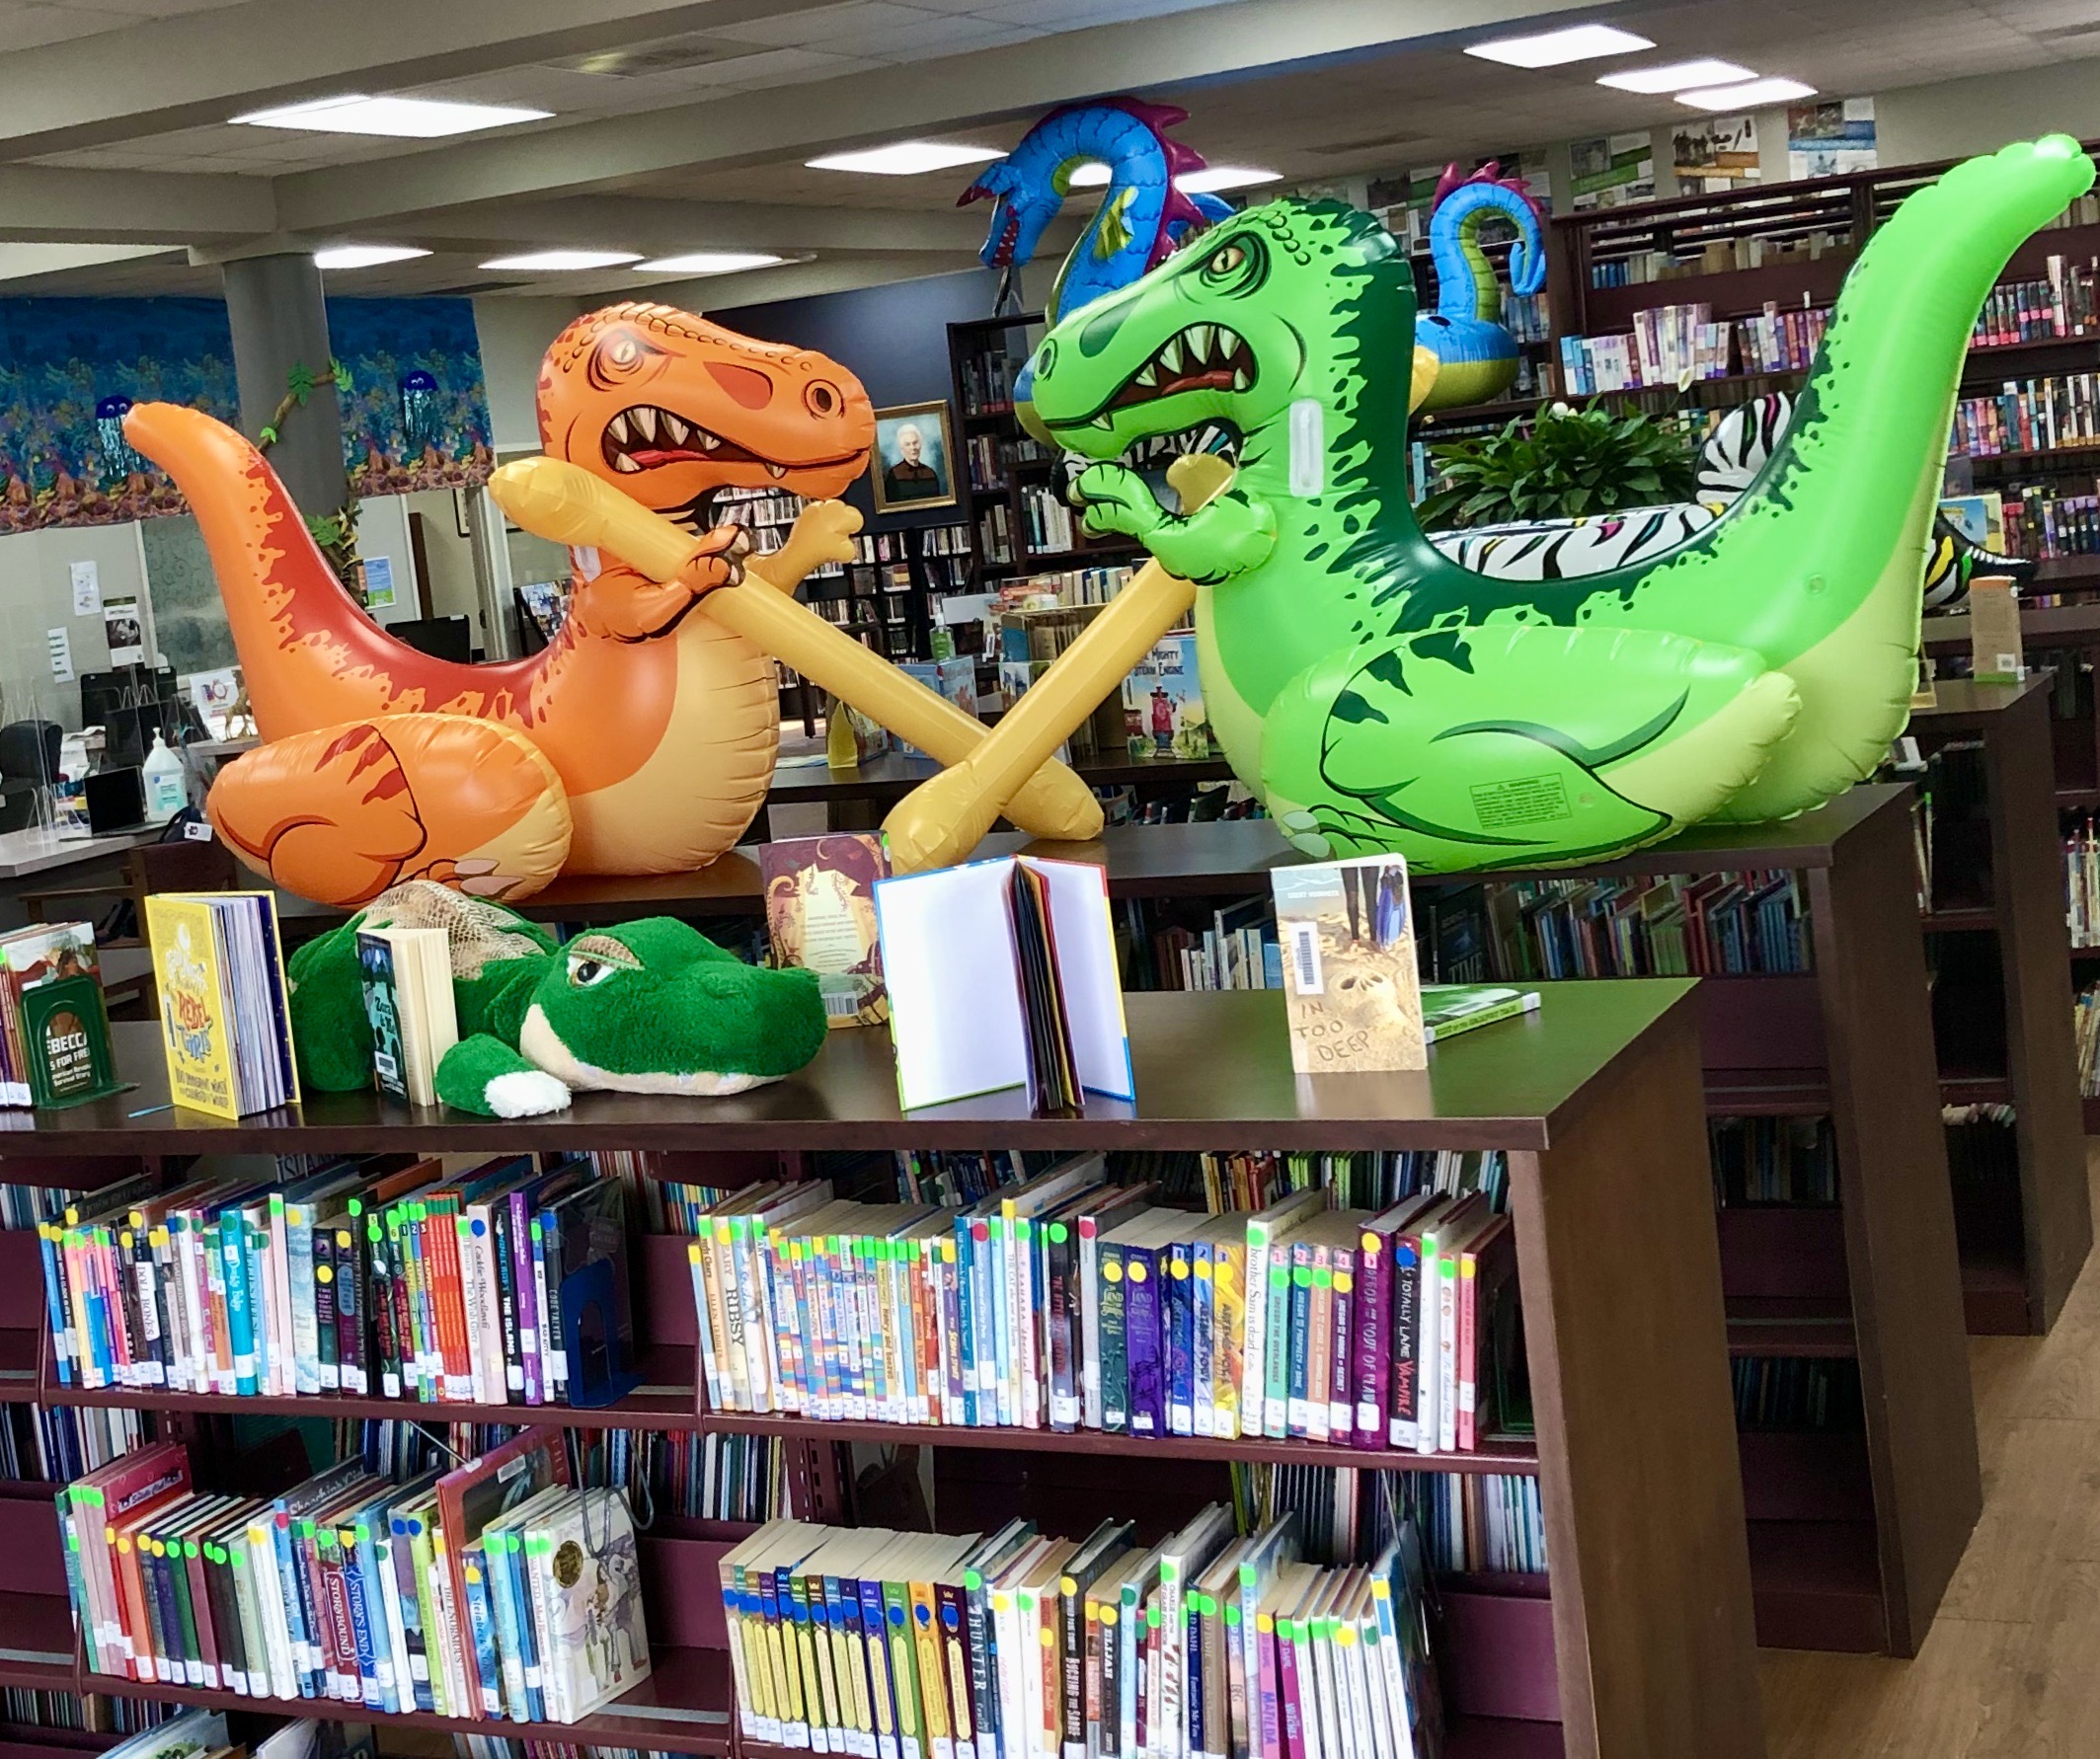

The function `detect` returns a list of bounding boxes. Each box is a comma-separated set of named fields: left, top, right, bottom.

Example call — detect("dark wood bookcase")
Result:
left=946, top=313, right=1140, bottom=589
left=0, top=985, right=1764, bottom=1759
left=1904, top=675, right=2092, bottom=1333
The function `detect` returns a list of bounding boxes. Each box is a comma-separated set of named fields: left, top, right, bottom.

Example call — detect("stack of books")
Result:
left=36, top=1154, right=631, bottom=1408
left=66, top=1430, right=650, bottom=1723
left=684, top=1162, right=1520, bottom=1454
left=144, top=891, right=297, bottom=1119
left=1952, top=371, right=2100, bottom=457
left=719, top=1507, right=1440, bottom=1759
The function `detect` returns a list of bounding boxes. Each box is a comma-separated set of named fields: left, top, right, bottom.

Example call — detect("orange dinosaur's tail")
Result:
left=124, top=402, right=513, bottom=736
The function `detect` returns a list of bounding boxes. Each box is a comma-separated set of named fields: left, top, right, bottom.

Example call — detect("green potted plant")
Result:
left=1416, top=402, right=1699, bottom=530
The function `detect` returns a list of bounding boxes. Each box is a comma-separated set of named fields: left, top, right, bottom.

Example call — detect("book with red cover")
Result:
left=67, top=1442, right=193, bottom=1677
left=435, top=1426, right=572, bottom=1711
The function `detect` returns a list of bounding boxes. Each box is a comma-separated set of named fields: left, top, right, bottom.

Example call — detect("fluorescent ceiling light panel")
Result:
left=1598, top=58, right=1755, bottom=93
left=806, top=141, right=1002, bottom=175
left=1063, top=162, right=1277, bottom=192
left=233, top=94, right=552, bottom=137
left=1465, top=23, right=1653, bottom=67
left=313, top=245, right=431, bottom=269
left=481, top=250, right=643, bottom=270
left=1177, top=166, right=1282, bottom=194
left=1675, top=76, right=1816, bottom=110
left=635, top=252, right=786, bottom=275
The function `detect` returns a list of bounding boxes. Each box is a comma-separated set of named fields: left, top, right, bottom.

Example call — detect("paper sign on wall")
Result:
left=104, top=596, right=143, bottom=666
left=46, top=628, right=71, bottom=682
left=68, top=559, right=100, bottom=615
left=362, top=555, right=397, bottom=610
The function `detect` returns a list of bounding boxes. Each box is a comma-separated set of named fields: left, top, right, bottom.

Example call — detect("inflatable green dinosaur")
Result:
left=892, top=136, right=2089, bottom=873
left=289, top=882, right=826, bottom=1116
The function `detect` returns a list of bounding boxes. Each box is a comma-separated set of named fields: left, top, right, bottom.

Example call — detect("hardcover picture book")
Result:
left=1270, top=857, right=1427, bottom=1074
left=1123, top=629, right=1215, bottom=758
left=760, top=833, right=891, bottom=1027
left=0, top=920, right=120, bottom=1108
left=875, top=854, right=1132, bottom=1112
left=144, top=892, right=298, bottom=1118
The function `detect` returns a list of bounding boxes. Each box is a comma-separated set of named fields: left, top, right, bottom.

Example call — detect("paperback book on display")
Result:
left=145, top=891, right=298, bottom=1119
left=355, top=924, right=458, bottom=1107
left=876, top=855, right=1132, bottom=1112
left=0, top=920, right=119, bottom=1109
left=1271, top=856, right=1427, bottom=1074
left=761, top=833, right=891, bottom=1027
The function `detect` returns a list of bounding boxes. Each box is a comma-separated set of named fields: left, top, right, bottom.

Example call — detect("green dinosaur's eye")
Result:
left=567, top=955, right=620, bottom=988
left=1206, top=244, right=1246, bottom=274
left=1196, top=235, right=1264, bottom=296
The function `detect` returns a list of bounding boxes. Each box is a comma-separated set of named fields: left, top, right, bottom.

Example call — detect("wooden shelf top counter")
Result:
left=0, top=981, right=1695, bottom=1161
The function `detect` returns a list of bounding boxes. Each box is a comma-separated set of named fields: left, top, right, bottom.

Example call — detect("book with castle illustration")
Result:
left=144, top=892, right=299, bottom=1118
left=760, top=833, right=891, bottom=1027
left=1270, top=856, right=1428, bottom=1074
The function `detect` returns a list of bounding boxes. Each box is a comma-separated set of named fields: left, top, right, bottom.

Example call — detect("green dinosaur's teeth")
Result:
left=1187, top=324, right=1215, bottom=363
left=1159, top=338, right=1184, bottom=374
left=1135, top=364, right=1158, bottom=388
left=1232, top=369, right=1250, bottom=392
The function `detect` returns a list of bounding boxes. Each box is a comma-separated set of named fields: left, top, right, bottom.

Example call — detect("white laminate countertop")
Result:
left=0, top=824, right=158, bottom=879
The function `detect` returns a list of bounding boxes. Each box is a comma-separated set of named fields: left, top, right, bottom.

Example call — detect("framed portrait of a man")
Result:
left=870, top=401, right=958, bottom=513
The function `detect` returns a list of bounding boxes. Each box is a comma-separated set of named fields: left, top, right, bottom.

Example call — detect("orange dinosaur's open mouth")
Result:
left=600, top=404, right=784, bottom=476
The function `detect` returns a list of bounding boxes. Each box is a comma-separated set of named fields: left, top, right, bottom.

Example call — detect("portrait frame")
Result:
left=869, top=400, right=958, bottom=514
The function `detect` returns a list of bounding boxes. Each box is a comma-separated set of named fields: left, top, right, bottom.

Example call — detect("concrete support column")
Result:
left=221, top=252, right=348, bottom=521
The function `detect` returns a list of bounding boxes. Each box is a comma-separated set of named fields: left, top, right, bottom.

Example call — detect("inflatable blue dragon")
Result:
left=1413, top=161, right=1548, bottom=413
left=960, top=97, right=1232, bottom=325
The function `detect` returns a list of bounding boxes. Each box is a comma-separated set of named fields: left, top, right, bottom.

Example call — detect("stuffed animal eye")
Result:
left=567, top=955, right=618, bottom=987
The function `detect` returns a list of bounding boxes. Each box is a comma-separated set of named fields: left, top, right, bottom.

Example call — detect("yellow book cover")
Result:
left=144, top=891, right=301, bottom=1118
left=144, top=894, right=237, bottom=1118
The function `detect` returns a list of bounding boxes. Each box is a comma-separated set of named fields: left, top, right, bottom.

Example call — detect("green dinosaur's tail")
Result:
left=1614, top=135, right=2092, bottom=816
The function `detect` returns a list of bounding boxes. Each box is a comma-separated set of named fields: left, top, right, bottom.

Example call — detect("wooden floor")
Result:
left=1761, top=1150, right=2100, bottom=1756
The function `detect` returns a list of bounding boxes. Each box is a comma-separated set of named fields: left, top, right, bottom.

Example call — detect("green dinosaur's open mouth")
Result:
left=1108, top=323, right=1255, bottom=409
left=1115, top=419, right=1241, bottom=470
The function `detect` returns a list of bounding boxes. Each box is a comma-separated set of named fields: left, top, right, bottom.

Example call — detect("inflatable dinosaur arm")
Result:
left=750, top=498, right=864, bottom=596
left=1073, top=461, right=1277, bottom=584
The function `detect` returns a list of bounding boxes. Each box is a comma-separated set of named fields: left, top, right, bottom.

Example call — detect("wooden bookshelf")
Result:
left=0, top=981, right=1765, bottom=1759
left=1906, top=676, right=2092, bottom=1333
left=946, top=312, right=1141, bottom=585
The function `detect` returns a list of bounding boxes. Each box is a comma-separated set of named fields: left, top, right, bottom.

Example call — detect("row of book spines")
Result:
left=68, top=1490, right=580, bottom=1727
left=39, top=1192, right=575, bottom=1408
left=1953, top=372, right=2100, bottom=457
left=721, top=1549, right=1421, bottom=1759
left=690, top=1206, right=1507, bottom=1453
left=1995, top=486, right=2100, bottom=559
left=1971, top=259, right=2100, bottom=348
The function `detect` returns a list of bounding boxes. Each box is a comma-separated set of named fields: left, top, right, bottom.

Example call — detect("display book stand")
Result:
left=0, top=983, right=1760, bottom=1759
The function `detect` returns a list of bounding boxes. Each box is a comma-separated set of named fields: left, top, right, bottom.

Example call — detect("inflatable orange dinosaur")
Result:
left=127, top=302, right=1100, bottom=906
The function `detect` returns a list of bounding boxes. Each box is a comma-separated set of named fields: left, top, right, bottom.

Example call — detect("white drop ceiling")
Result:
left=0, top=0, right=2088, bottom=302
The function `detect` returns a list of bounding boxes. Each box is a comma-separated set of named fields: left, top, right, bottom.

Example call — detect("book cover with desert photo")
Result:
left=1270, top=856, right=1427, bottom=1074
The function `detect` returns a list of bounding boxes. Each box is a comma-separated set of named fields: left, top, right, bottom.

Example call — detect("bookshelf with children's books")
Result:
left=861, top=791, right=1980, bottom=1659
left=948, top=314, right=1144, bottom=589
left=0, top=978, right=1765, bottom=1759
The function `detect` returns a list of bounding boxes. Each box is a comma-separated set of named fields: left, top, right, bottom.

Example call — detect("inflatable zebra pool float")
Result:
left=1429, top=395, right=2024, bottom=612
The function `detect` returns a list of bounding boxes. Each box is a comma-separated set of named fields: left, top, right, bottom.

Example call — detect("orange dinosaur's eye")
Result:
left=805, top=380, right=842, bottom=418
left=587, top=328, right=661, bottom=388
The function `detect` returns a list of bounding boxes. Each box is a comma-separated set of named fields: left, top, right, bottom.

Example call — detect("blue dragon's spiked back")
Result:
left=1413, top=161, right=1548, bottom=413
left=960, top=97, right=1225, bottom=328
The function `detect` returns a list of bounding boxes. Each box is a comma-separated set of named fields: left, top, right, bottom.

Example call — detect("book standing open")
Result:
left=876, top=855, right=1133, bottom=1112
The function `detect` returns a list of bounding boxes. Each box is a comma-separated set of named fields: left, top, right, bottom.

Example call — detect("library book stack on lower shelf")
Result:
left=0, top=979, right=1762, bottom=1759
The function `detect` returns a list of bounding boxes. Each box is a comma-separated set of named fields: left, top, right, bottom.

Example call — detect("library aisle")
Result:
left=1764, top=1155, right=2100, bottom=1756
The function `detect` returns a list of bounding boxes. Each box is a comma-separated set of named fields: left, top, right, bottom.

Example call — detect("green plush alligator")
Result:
left=1013, top=136, right=2092, bottom=870
left=289, top=882, right=827, bottom=1116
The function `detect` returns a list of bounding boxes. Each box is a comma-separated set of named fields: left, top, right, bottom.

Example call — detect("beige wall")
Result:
left=0, top=521, right=156, bottom=732
left=472, top=294, right=588, bottom=454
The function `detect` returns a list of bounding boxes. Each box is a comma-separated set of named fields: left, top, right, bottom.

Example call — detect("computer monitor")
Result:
left=388, top=616, right=474, bottom=663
